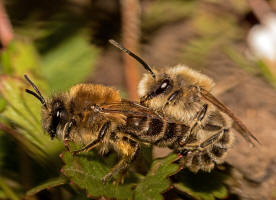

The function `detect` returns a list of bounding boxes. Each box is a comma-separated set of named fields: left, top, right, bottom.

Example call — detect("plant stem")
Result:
left=121, top=0, right=141, bottom=100
left=0, top=0, right=13, bottom=48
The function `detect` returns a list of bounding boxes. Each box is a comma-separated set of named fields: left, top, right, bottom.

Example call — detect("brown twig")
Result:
left=0, top=0, right=13, bottom=48
left=120, top=0, right=141, bottom=100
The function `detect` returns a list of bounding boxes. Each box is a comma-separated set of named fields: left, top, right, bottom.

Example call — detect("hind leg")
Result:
left=102, top=136, right=139, bottom=183
left=178, top=128, right=232, bottom=172
left=179, top=104, right=209, bottom=146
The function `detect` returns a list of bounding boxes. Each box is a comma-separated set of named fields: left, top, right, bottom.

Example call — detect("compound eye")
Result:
left=155, top=79, right=171, bottom=95
left=160, top=81, right=168, bottom=89
left=56, top=110, right=66, bottom=120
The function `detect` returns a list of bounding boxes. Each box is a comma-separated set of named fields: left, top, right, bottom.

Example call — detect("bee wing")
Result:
left=100, top=100, right=163, bottom=119
left=200, top=88, right=259, bottom=145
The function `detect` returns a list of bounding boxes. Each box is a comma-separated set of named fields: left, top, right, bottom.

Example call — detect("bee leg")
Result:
left=164, top=89, right=182, bottom=108
left=63, top=120, right=75, bottom=151
left=102, top=139, right=139, bottom=184
left=200, top=130, right=223, bottom=148
left=115, top=168, right=128, bottom=185
left=184, top=141, right=201, bottom=149
left=179, top=104, right=209, bottom=146
left=197, top=104, right=208, bottom=121
left=72, top=121, right=111, bottom=155
left=184, top=129, right=223, bottom=150
left=72, top=140, right=100, bottom=155
left=190, top=104, right=209, bottom=130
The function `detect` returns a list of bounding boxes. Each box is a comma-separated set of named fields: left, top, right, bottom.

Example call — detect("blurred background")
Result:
left=1, top=0, right=276, bottom=199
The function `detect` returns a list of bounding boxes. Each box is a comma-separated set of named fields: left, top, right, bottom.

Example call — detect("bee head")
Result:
left=138, top=69, right=173, bottom=103
left=41, top=97, right=68, bottom=139
left=138, top=65, right=215, bottom=104
left=24, top=75, right=68, bottom=139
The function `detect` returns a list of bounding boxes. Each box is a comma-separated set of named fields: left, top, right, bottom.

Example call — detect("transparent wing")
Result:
left=200, top=88, right=259, bottom=145
left=100, top=99, right=163, bottom=119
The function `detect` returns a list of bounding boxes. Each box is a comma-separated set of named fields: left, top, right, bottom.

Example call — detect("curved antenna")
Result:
left=109, top=39, right=156, bottom=78
left=24, top=74, right=47, bottom=108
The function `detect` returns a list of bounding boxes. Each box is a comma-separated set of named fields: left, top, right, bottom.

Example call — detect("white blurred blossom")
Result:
left=248, top=13, right=276, bottom=61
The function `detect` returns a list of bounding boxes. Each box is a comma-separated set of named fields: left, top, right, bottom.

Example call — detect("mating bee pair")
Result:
left=25, top=40, right=258, bottom=183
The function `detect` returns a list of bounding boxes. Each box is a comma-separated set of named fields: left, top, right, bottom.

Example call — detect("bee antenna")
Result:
left=24, top=74, right=47, bottom=108
left=109, top=39, right=156, bottom=78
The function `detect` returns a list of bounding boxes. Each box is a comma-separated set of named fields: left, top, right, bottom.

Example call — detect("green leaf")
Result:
left=62, top=147, right=181, bottom=200
left=0, top=177, right=20, bottom=200
left=0, top=40, right=41, bottom=76
left=0, top=189, right=7, bottom=199
left=0, top=75, right=63, bottom=164
left=26, top=176, right=68, bottom=196
left=173, top=168, right=228, bottom=200
left=42, top=32, right=99, bottom=91
left=134, top=153, right=180, bottom=200
left=61, top=151, right=134, bottom=200
left=0, top=97, right=6, bottom=113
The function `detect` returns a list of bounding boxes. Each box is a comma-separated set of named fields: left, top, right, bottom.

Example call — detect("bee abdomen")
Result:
left=180, top=147, right=226, bottom=172
left=147, top=118, right=164, bottom=136
left=218, top=129, right=232, bottom=146
left=122, top=115, right=166, bottom=143
left=125, top=116, right=148, bottom=133
left=155, top=123, right=189, bottom=146
left=179, top=129, right=233, bottom=172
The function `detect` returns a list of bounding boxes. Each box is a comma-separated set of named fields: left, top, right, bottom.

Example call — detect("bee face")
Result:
left=138, top=70, right=174, bottom=103
left=41, top=97, right=68, bottom=139
left=138, top=65, right=214, bottom=96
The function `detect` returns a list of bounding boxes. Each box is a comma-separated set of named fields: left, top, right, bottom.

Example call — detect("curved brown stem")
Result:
left=121, top=0, right=141, bottom=100
left=0, top=0, right=13, bottom=48
left=248, top=0, right=273, bottom=23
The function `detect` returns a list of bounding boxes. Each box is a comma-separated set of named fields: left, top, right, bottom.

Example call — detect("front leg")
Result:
left=63, top=120, right=75, bottom=151
left=164, top=86, right=199, bottom=108
left=72, top=121, right=111, bottom=155
left=163, top=89, right=182, bottom=108
left=102, top=136, right=139, bottom=183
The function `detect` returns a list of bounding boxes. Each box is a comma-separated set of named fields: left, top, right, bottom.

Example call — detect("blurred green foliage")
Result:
left=42, top=33, right=99, bottom=91
left=0, top=31, right=99, bottom=198
left=142, top=0, right=197, bottom=31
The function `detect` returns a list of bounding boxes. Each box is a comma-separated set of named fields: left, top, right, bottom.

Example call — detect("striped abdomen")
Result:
left=178, top=128, right=233, bottom=172
left=120, top=114, right=233, bottom=173
left=120, top=115, right=190, bottom=147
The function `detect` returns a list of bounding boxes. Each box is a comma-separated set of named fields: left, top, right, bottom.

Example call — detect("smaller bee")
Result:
left=24, top=75, right=139, bottom=182
left=109, top=39, right=259, bottom=173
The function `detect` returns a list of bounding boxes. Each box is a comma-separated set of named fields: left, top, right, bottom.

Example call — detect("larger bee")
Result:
left=24, top=75, right=195, bottom=182
left=109, top=39, right=259, bottom=172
